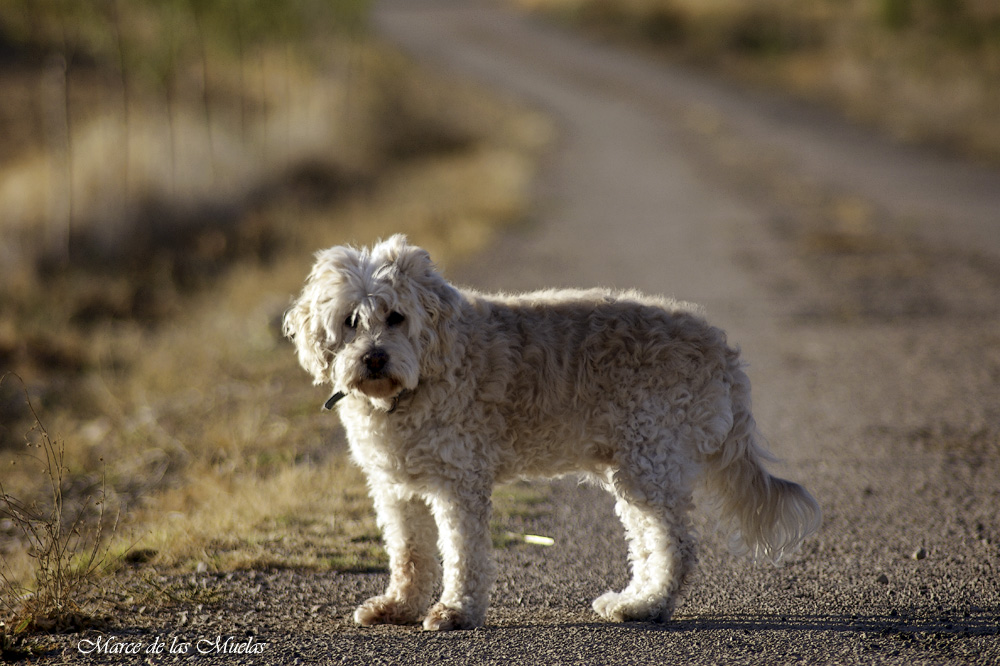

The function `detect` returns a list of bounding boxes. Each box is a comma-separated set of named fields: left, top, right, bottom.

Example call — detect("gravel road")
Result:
left=365, top=1, right=1000, bottom=663
left=46, top=0, right=1000, bottom=663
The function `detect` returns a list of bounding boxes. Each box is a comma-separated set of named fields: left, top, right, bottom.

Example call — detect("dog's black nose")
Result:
left=363, top=348, right=388, bottom=373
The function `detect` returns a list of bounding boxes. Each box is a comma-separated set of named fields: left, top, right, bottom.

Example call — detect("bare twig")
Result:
left=0, top=373, right=123, bottom=631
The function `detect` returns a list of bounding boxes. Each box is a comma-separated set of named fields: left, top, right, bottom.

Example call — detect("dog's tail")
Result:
left=701, top=356, right=821, bottom=564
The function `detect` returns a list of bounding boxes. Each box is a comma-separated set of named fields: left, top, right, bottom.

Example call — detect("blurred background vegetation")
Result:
left=0, top=0, right=548, bottom=629
left=519, top=0, right=1000, bottom=162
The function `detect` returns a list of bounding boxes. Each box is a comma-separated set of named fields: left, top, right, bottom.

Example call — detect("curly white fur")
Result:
left=283, top=235, right=821, bottom=631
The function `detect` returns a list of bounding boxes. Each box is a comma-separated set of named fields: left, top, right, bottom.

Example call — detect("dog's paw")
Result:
left=354, top=595, right=422, bottom=626
left=421, top=602, right=481, bottom=631
left=592, top=591, right=674, bottom=623
left=592, top=590, right=626, bottom=619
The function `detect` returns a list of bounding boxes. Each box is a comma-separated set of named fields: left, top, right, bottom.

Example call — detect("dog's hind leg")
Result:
left=593, top=475, right=696, bottom=623
left=354, top=490, right=440, bottom=626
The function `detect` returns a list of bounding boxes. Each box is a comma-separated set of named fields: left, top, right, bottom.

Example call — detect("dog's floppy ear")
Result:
left=282, top=297, right=330, bottom=385
left=283, top=245, right=364, bottom=385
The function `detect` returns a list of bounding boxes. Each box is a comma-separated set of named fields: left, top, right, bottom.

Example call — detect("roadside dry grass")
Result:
left=516, top=0, right=1000, bottom=163
left=0, top=1, right=551, bottom=635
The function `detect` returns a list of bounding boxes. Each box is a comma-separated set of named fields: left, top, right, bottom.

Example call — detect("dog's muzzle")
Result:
left=323, top=347, right=411, bottom=413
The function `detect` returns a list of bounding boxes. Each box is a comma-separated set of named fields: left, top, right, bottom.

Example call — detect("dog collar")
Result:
left=386, top=389, right=412, bottom=414
left=323, top=391, right=346, bottom=410
left=322, top=389, right=412, bottom=413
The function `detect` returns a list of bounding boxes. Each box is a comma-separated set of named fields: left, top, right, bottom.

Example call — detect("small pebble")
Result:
left=911, top=547, right=927, bottom=560
left=876, top=573, right=889, bottom=585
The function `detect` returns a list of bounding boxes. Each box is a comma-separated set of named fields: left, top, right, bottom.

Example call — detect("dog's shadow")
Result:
left=491, top=612, right=1000, bottom=638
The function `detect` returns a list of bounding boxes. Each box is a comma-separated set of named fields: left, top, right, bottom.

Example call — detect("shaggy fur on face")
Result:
left=284, top=235, right=821, bottom=631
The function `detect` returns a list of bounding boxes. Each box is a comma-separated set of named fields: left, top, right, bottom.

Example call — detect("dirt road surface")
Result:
left=361, top=1, right=1000, bottom=663
left=50, top=1, right=1000, bottom=663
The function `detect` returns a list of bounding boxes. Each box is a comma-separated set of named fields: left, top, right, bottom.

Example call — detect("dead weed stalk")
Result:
left=0, top=373, right=122, bottom=636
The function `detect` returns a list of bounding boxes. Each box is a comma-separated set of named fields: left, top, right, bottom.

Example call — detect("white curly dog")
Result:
left=283, top=235, right=820, bottom=631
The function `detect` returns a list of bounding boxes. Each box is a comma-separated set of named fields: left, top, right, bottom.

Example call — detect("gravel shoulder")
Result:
left=37, top=0, right=1000, bottom=663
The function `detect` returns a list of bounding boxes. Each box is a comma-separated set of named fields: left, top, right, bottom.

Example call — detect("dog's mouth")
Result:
left=323, top=378, right=408, bottom=413
left=355, top=376, right=401, bottom=399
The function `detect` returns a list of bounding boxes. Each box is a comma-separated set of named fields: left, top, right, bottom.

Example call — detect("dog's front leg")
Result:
left=354, top=489, right=440, bottom=626
left=422, top=486, right=495, bottom=631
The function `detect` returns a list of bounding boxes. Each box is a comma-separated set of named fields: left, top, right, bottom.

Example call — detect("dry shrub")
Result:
left=0, top=374, right=122, bottom=635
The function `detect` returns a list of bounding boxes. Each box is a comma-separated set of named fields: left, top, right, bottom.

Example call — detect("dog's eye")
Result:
left=386, top=311, right=406, bottom=327
left=344, top=314, right=357, bottom=330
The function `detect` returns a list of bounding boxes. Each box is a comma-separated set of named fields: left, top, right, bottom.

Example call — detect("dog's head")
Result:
left=283, top=235, right=460, bottom=410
